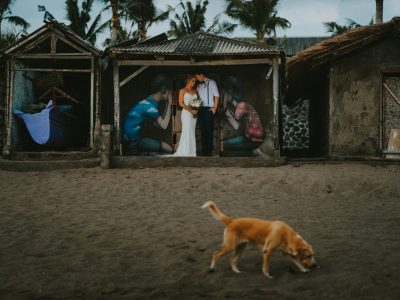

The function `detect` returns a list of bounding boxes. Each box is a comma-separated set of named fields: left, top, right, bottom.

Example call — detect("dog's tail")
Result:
left=202, top=201, right=232, bottom=225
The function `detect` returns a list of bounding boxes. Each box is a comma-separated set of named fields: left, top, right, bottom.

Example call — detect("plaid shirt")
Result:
left=235, top=102, right=264, bottom=142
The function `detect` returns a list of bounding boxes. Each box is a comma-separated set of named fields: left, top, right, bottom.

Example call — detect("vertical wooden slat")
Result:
left=90, top=56, right=94, bottom=147
left=113, top=61, right=121, bottom=154
left=272, top=57, right=280, bottom=157
left=6, top=58, right=15, bottom=151
left=94, top=61, right=101, bottom=150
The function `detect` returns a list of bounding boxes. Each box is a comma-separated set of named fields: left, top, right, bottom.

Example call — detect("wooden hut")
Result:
left=106, top=32, right=284, bottom=159
left=287, top=17, right=400, bottom=158
left=0, top=21, right=101, bottom=158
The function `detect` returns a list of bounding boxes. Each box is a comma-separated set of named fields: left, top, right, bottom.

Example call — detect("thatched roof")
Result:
left=288, top=17, right=400, bottom=70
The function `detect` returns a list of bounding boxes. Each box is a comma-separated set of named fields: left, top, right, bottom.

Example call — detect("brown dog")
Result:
left=202, top=201, right=318, bottom=278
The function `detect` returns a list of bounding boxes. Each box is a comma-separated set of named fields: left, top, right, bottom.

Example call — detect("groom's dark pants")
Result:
left=199, top=107, right=214, bottom=156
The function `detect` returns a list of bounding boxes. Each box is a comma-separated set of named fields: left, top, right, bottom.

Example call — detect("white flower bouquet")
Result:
left=188, top=98, right=202, bottom=118
left=188, top=98, right=202, bottom=110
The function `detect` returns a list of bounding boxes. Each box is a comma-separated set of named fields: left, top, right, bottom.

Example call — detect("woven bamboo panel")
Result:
left=34, top=72, right=65, bottom=93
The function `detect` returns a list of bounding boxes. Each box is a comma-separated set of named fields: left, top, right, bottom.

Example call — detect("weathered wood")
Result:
left=383, top=82, right=400, bottom=106
left=93, top=64, right=102, bottom=151
left=7, top=59, right=15, bottom=152
left=100, top=125, right=112, bottom=169
left=120, top=65, right=149, bottom=87
left=38, top=87, right=80, bottom=104
left=12, top=67, right=91, bottom=73
left=90, top=57, right=94, bottom=148
left=13, top=53, right=93, bottom=59
left=117, top=58, right=274, bottom=66
left=3, top=28, right=48, bottom=54
left=272, top=57, right=280, bottom=156
left=51, top=32, right=57, bottom=54
left=113, top=61, right=121, bottom=154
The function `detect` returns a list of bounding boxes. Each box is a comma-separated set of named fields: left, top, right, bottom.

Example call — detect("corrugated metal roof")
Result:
left=110, top=32, right=281, bottom=56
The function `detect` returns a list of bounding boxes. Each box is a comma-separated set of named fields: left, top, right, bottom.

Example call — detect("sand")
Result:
left=1, top=163, right=400, bottom=300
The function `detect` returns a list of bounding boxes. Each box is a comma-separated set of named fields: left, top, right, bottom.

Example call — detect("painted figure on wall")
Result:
left=222, top=75, right=273, bottom=157
left=122, top=74, right=173, bottom=155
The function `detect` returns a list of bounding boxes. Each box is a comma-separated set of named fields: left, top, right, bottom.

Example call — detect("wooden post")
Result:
left=272, top=57, right=280, bottom=159
left=90, top=56, right=94, bottom=148
left=100, top=125, right=112, bottom=169
left=4, top=58, right=15, bottom=157
left=113, top=61, right=121, bottom=154
left=2, top=60, right=11, bottom=158
left=93, top=62, right=102, bottom=152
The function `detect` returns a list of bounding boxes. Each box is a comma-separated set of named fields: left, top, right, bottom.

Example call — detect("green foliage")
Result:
left=323, top=18, right=374, bottom=36
left=225, top=0, right=290, bottom=44
left=169, top=0, right=236, bottom=37
left=38, top=0, right=110, bottom=45
left=0, top=0, right=29, bottom=41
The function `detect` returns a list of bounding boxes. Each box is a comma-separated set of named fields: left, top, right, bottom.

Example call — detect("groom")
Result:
left=195, top=71, right=219, bottom=157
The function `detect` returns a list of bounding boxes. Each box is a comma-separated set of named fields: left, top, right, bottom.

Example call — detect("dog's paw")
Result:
left=263, top=272, right=275, bottom=279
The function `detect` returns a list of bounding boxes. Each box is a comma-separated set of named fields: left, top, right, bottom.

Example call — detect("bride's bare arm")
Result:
left=178, top=89, right=196, bottom=114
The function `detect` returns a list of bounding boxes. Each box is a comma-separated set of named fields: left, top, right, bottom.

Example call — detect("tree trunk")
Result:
left=375, top=0, right=383, bottom=24
left=256, top=31, right=265, bottom=45
left=110, top=0, right=122, bottom=42
left=139, top=23, right=147, bottom=41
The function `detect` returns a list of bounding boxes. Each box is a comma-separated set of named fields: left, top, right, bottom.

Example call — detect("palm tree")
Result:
left=97, top=0, right=129, bottom=44
left=124, top=0, right=170, bottom=41
left=169, top=0, right=236, bottom=38
left=225, top=0, right=290, bottom=45
left=324, top=18, right=374, bottom=36
left=38, top=0, right=109, bottom=45
left=375, top=0, right=383, bottom=24
left=0, top=0, right=29, bottom=42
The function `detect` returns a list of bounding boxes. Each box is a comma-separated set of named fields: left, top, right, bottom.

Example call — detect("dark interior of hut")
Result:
left=12, top=59, right=91, bottom=151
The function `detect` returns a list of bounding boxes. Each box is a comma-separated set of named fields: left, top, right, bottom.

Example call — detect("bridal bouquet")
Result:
left=188, top=98, right=202, bottom=118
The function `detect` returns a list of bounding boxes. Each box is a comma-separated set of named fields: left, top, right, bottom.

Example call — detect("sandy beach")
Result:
left=1, top=163, right=399, bottom=300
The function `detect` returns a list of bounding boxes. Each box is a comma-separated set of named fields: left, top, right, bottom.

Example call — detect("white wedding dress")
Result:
left=170, top=93, right=197, bottom=157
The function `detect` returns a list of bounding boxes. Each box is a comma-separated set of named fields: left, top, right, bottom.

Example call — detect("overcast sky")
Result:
left=7, top=0, right=400, bottom=47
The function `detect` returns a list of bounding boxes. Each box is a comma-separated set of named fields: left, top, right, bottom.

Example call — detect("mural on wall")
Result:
left=122, top=73, right=173, bottom=156
left=220, top=75, right=273, bottom=157
left=122, top=70, right=275, bottom=158
left=282, top=99, right=310, bottom=151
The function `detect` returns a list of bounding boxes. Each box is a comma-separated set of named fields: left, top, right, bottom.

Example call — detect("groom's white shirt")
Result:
left=197, top=78, right=219, bottom=108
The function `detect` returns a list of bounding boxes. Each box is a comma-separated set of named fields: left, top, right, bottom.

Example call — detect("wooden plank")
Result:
left=21, top=32, right=52, bottom=53
left=90, top=57, right=94, bottom=148
left=7, top=59, right=15, bottom=150
left=12, top=67, right=91, bottom=73
left=13, top=53, right=92, bottom=59
left=56, top=33, right=88, bottom=53
left=120, top=65, right=149, bottom=87
left=51, top=32, right=57, bottom=54
left=3, top=27, right=48, bottom=54
left=117, top=58, right=274, bottom=66
left=113, top=61, right=121, bottom=154
left=272, top=57, right=280, bottom=155
left=383, top=82, right=400, bottom=106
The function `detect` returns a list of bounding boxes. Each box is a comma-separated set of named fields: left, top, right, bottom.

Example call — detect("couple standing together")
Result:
left=172, top=72, right=219, bottom=157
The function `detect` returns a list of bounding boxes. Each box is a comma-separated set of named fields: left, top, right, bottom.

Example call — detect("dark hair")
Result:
left=195, top=70, right=205, bottom=76
left=150, top=74, right=172, bottom=92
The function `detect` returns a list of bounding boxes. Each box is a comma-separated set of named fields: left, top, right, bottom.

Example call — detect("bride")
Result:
left=170, top=74, right=199, bottom=156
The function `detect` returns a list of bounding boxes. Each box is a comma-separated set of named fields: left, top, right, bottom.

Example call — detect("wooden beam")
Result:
left=120, top=65, right=149, bottom=87
left=384, top=83, right=400, bottom=106
left=90, top=57, right=94, bottom=147
left=51, top=32, right=57, bottom=54
left=7, top=58, right=15, bottom=150
left=12, top=67, right=91, bottom=73
left=22, top=32, right=52, bottom=53
left=3, top=27, right=48, bottom=54
left=117, top=58, right=274, bottom=66
left=13, top=53, right=93, bottom=59
left=272, top=57, right=280, bottom=155
left=113, top=61, right=121, bottom=154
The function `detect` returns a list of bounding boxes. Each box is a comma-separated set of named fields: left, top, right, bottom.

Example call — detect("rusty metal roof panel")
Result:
left=110, top=32, right=281, bottom=56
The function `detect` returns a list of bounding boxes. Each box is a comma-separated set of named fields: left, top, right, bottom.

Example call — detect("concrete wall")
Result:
left=329, top=36, right=400, bottom=156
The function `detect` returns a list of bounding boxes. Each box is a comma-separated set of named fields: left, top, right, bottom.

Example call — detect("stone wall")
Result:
left=329, top=37, right=400, bottom=156
left=282, top=99, right=309, bottom=150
